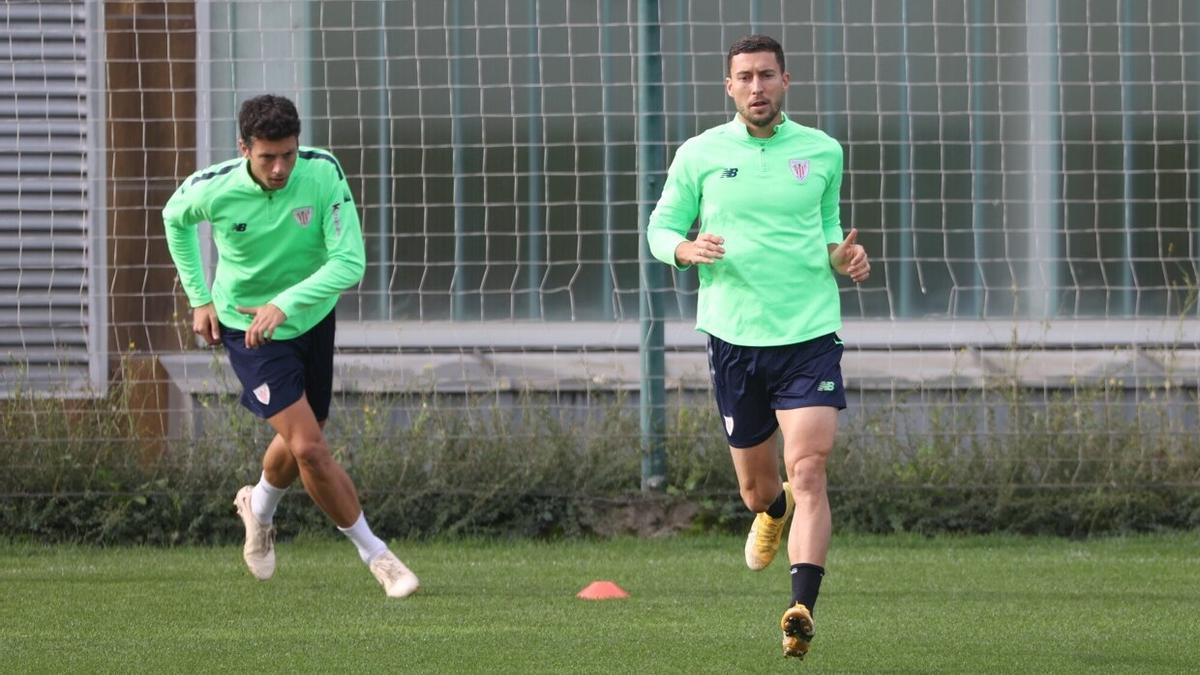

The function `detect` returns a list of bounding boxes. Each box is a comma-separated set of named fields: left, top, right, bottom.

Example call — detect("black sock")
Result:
left=790, top=563, right=825, bottom=613
left=765, top=488, right=788, bottom=518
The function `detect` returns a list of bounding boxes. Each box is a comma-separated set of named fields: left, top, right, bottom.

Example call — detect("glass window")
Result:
left=201, top=0, right=1200, bottom=322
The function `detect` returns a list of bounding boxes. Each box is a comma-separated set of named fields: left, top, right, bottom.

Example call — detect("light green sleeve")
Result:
left=268, top=164, right=366, bottom=318
left=162, top=178, right=214, bottom=308
left=821, top=141, right=845, bottom=245
left=647, top=142, right=701, bottom=271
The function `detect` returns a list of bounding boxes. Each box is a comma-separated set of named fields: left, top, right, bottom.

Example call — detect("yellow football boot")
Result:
left=780, top=602, right=815, bottom=658
left=744, top=482, right=794, bottom=570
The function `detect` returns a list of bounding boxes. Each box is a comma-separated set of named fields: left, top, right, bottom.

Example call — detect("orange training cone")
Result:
left=576, top=580, right=629, bottom=600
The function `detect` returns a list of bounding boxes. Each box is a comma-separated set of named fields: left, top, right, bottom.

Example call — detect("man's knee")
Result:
left=739, top=480, right=781, bottom=512
left=741, top=490, right=774, bottom=513
left=787, top=454, right=828, bottom=495
left=289, top=436, right=332, bottom=469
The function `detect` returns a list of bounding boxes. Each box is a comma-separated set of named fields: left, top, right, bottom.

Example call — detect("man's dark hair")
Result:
left=726, top=34, right=785, bottom=75
left=238, top=94, right=301, bottom=145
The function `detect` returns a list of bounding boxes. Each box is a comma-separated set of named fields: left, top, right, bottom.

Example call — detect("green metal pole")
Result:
left=637, top=0, right=667, bottom=491
left=1119, top=0, right=1135, bottom=317
left=375, top=2, right=392, bottom=319
left=450, top=0, right=466, bottom=320
left=600, top=2, right=615, bottom=319
left=1028, top=0, right=1061, bottom=318
left=968, top=0, right=987, bottom=317
left=526, top=0, right=544, bottom=319
left=1192, top=17, right=1200, bottom=306
left=897, top=0, right=915, bottom=318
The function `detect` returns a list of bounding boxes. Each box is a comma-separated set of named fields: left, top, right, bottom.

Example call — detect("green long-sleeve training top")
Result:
left=163, top=147, right=365, bottom=340
left=647, top=114, right=845, bottom=347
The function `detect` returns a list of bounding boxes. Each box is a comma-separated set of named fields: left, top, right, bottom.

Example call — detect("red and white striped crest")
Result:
left=789, top=159, right=811, bottom=183
left=292, top=206, right=314, bottom=227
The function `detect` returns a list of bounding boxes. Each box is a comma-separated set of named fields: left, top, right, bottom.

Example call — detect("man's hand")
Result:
left=674, top=232, right=725, bottom=266
left=236, top=304, right=287, bottom=349
left=192, top=303, right=221, bottom=346
left=829, top=228, right=870, bottom=283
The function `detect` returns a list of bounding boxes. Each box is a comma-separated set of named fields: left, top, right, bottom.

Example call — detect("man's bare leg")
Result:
left=261, top=430, right=302, bottom=491
left=265, top=396, right=359, bottom=527
left=728, top=433, right=783, bottom=513
left=731, top=432, right=794, bottom=571
left=777, top=407, right=837, bottom=567
left=775, top=406, right=838, bottom=658
left=244, top=395, right=417, bottom=597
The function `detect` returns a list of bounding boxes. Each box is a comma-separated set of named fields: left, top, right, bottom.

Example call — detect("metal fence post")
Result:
left=637, top=0, right=667, bottom=491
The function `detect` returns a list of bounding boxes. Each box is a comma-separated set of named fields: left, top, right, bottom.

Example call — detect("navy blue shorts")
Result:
left=708, top=332, right=847, bottom=449
left=221, top=310, right=336, bottom=421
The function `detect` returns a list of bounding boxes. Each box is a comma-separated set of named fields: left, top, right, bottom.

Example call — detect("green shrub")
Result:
left=2, top=365, right=1197, bottom=543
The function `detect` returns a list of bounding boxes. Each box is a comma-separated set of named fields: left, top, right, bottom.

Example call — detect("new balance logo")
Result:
left=721, top=167, right=739, bottom=178
left=331, top=203, right=343, bottom=236
left=233, top=222, right=248, bottom=232
left=817, top=381, right=836, bottom=392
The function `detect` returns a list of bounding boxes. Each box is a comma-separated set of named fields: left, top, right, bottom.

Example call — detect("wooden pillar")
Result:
left=105, top=2, right=197, bottom=452
left=105, top=1, right=196, bottom=356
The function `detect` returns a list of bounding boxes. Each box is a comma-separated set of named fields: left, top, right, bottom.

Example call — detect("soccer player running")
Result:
left=163, top=95, right=418, bottom=598
left=647, top=35, right=869, bottom=658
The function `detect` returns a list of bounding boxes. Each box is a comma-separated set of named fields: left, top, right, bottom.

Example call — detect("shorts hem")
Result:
left=773, top=399, right=848, bottom=412
left=728, top=425, right=779, bottom=449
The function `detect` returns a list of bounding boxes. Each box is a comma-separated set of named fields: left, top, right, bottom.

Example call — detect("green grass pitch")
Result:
left=2, top=533, right=1198, bottom=672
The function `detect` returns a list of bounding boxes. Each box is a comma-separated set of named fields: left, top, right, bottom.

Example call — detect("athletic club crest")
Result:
left=292, top=206, right=314, bottom=227
left=789, top=159, right=811, bottom=184
left=253, top=383, right=271, bottom=405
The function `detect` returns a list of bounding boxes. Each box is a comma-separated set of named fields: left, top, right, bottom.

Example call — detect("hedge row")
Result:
left=3, top=379, right=1197, bottom=543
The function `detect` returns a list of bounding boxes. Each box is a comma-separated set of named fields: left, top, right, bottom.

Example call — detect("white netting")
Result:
left=2, top=1, right=1197, bottom=510
left=177, top=0, right=1200, bottom=326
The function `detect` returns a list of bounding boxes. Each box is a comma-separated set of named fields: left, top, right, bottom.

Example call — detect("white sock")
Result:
left=338, top=512, right=389, bottom=564
left=250, top=472, right=288, bottom=525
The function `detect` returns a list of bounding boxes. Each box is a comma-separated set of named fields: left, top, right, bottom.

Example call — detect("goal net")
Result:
left=2, top=0, right=1197, bottom=513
